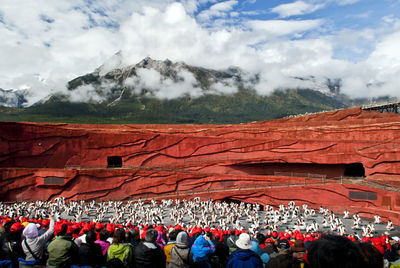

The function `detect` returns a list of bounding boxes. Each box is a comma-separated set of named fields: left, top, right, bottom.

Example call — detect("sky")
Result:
left=1, top=0, right=400, bottom=105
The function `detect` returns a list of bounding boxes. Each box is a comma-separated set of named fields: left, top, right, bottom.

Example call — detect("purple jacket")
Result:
left=95, top=240, right=110, bottom=256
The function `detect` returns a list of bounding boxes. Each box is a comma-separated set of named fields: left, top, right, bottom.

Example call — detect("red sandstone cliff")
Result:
left=1, top=107, right=400, bottom=222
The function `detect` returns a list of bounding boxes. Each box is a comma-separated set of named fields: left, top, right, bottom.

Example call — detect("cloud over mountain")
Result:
left=0, top=1, right=400, bottom=106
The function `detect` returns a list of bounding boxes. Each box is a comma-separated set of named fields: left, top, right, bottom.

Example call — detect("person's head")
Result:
left=99, top=229, right=110, bottom=241
left=227, top=235, right=238, bottom=250
left=256, top=233, right=266, bottom=244
left=85, top=230, right=96, bottom=244
left=145, top=229, right=158, bottom=243
left=2, top=221, right=14, bottom=233
left=176, top=231, right=188, bottom=248
left=112, top=228, right=126, bottom=244
left=391, top=243, right=400, bottom=256
left=236, top=233, right=253, bottom=250
left=168, top=229, right=179, bottom=242
left=132, top=229, right=140, bottom=240
left=23, top=223, right=39, bottom=239
left=277, top=239, right=291, bottom=254
left=358, top=242, right=384, bottom=268
left=58, top=224, right=68, bottom=236
left=308, top=235, right=365, bottom=268
left=292, top=240, right=306, bottom=253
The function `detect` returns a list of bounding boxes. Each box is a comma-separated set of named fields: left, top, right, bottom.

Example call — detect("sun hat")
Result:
left=236, top=233, right=253, bottom=250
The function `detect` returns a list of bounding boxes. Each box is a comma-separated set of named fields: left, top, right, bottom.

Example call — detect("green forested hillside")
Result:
left=0, top=88, right=347, bottom=124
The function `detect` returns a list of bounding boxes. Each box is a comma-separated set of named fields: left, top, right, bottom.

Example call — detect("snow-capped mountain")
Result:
left=1, top=55, right=343, bottom=108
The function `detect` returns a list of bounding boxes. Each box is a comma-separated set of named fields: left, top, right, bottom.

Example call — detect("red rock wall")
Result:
left=1, top=107, right=400, bottom=222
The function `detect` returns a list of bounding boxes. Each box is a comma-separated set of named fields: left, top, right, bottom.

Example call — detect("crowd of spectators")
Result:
left=0, top=197, right=399, bottom=267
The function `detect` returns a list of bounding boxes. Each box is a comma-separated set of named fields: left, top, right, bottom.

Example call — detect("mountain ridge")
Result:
left=0, top=56, right=394, bottom=124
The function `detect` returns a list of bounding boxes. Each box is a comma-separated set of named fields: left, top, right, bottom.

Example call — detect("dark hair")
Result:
left=106, top=257, right=125, bottom=268
left=112, top=229, right=126, bottom=244
left=308, top=235, right=365, bottom=268
left=168, top=229, right=179, bottom=241
left=358, top=242, right=384, bottom=268
left=58, top=224, right=68, bottom=236
left=3, top=221, right=14, bottom=233
left=6, top=229, right=23, bottom=242
left=145, top=229, right=158, bottom=243
left=129, top=229, right=140, bottom=241
left=86, top=230, right=97, bottom=244
left=256, top=233, right=266, bottom=244
left=99, top=229, right=110, bottom=241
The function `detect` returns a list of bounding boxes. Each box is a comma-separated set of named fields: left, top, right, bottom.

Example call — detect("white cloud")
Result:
left=69, top=84, right=105, bottom=103
left=197, top=0, right=238, bottom=21
left=210, top=0, right=238, bottom=11
left=247, top=19, right=323, bottom=36
left=271, top=1, right=325, bottom=18
left=1, top=0, right=400, bottom=107
left=126, top=68, right=203, bottom=99
left=336, top=0, right=361, bottom=6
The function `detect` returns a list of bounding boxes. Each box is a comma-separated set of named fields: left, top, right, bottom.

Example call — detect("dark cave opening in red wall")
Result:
left=107, top=156, right=122, bottom=168
left=228, top=162, right=365, bottom=179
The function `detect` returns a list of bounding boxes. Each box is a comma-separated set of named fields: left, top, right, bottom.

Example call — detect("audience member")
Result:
left=106, top=228, right=133, bottom=267
left=358, top=242, right=384, bottom=268
left=226, top=233, right=263, bottom=268
left=265, top=239, right=293, bottom=268
left=133, top=228, right=166, bottom=267
left=47, top=224, right=79, bottom=268
left=21, top=215, right=54, bottom=265
left=164, top=229, right=179, bottom=265
left=307, top=235, right=365, bottom=268
left=291, top=239, right=309, bottom=268
left=95, top=229, right=111, bottom=256
left=77, top=230, right=105, bottom=267
left=0, top=221, right=25, bottom=267
left=191, top=232, right=216, bottom=268
left=168, top=231, right=193, bottom=268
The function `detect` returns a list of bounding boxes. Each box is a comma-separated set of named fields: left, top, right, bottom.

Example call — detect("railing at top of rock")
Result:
left=274, top=171, right=326, bottom=179
left=362, top=101, right=400, bottom=114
